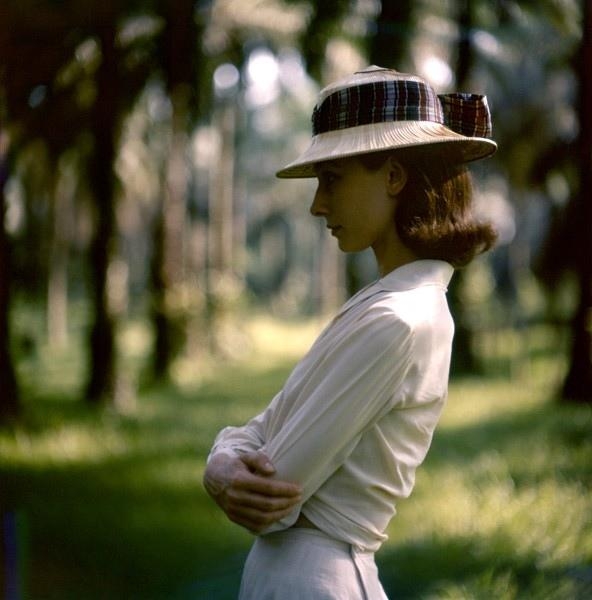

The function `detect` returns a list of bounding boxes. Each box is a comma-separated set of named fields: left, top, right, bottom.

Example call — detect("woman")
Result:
left=203, top=66, right=497, bottom=599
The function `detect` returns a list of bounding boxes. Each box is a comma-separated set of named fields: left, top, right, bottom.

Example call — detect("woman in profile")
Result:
left=204, top=65, right=498, bottom=599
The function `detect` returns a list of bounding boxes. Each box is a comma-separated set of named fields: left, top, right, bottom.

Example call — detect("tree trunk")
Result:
left=150, top=86, right=190, bottom=379
left=561, top=0, right=592, bottom=402
left=150, top=205, right=169, bottom=379
left=47, top=158, right=71, bottom=348
left=0, top=135, right=20, bottom=422
left=449, top=0, right=483, bottom=377
left=369, top=0, right=413, bottom=69
left=85, top=20, right=119, bottom=405
left=209, top=100, right=236, bottom=277
left=448, top=273, right=481, bottom=375
left=150, top=0, right=196, bottom=378
left=205, top=94, right=242, bottom=351
left=455, top=0, right=474, bottom=87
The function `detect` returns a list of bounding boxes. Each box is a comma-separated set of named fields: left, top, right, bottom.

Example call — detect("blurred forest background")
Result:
left=1, top=0, right=591, bottom=414
left=1, top=0, right=591, bottom=598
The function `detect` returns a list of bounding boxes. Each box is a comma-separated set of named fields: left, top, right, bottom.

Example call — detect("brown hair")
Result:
left=359, top=148, right=497, bottom=268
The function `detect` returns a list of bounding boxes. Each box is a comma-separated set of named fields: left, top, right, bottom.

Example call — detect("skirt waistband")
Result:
left=265, top=526, right=352, bottom=553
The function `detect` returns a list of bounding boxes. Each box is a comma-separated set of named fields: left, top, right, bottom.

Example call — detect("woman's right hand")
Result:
left=203, top=451, right=303, bottom=534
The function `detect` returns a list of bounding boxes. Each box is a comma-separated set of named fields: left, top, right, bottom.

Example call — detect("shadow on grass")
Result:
left=2, top=453, right=251, bottom=598
left=1, top=360, right=296, bottom=599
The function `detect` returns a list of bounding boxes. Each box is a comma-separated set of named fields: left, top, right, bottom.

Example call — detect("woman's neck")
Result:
left=373, top=233, right=418, bottom=277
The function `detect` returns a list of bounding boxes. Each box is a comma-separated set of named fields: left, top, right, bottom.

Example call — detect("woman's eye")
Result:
left=322, top=172, right=339, bottom=186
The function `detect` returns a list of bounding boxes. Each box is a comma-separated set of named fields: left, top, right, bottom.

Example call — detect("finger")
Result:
left=234, top=472, right=303, bottom=497
left=227, top=488, right=302, bottom=513
left=241, top=451, right=275, bottom=475
left=227, top=504, right=300, bottom=533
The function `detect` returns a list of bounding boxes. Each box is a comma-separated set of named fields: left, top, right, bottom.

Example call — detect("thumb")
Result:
left=241, top=451, right=275, bottom=475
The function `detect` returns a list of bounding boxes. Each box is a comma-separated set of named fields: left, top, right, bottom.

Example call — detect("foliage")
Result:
left=1, top=313, right=591, bottom=599
left=1, top=0, right=590, bottom=413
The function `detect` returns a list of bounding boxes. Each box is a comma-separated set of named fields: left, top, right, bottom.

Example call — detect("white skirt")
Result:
left=238, top=528, right=388, bottom=599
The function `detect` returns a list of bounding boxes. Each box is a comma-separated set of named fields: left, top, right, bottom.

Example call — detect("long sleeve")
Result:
left=207, top=393, right=277, bottom=461
left=261, top=307, right=413, bottom=502
left=207, top=306, right=412, bottom=482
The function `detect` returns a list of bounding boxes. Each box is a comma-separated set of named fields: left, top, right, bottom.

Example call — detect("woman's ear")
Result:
left=386, top=157, right=407, bottom=196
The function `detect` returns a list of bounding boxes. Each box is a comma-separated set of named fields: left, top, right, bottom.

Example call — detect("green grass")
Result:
left=1, top=314, right=591, bottom=599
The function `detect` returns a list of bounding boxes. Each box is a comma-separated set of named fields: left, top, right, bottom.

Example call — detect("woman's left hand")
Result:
left=203, top=451, right=303, bottom=533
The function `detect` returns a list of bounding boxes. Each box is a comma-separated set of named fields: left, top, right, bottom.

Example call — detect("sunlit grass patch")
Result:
left=380, top=370, right=592, bottom=598
left=0, top=422, right=130, bottom=467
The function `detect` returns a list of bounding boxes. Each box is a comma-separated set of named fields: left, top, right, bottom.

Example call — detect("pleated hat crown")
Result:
left=276, top=66, right=497, bottom=178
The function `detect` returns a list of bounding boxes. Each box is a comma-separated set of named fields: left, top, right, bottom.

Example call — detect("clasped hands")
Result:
left=203, top=451, right=303, bottom=534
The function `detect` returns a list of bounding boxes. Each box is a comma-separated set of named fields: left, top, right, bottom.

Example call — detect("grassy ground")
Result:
left=1, top=314, right=591, bottom=599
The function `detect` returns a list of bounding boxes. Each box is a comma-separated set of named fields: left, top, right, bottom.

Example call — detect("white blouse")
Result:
left=208, top=259, right=455, bottom=552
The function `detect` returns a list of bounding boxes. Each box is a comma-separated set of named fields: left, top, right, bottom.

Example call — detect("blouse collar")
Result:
left=378, top=259, right=454, bottom=292
left=336, top=260, right=454, bottom=319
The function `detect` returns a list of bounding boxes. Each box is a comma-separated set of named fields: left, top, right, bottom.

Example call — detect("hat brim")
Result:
left=276, top=121, right=497, bottom=178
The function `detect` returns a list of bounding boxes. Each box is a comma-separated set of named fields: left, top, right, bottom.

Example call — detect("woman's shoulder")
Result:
left=366, top=285, right=449, bottom=327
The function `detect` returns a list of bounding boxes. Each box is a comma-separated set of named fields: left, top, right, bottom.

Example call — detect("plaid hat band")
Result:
left=276, top=66, right=497, bottom=178
left=312, top=81, right=492, bottom=139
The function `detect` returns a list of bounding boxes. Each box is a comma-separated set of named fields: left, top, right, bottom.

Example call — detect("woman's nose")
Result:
left=310, top=187, right=328, bottom=216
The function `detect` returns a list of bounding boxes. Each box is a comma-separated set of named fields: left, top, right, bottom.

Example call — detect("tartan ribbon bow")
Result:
left=312, top=81, right=493, bottom=139
left=438, top=93, right=492, bottom=138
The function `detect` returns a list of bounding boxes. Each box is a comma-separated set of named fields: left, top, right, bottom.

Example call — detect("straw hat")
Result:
left=276, top=66, right=497, bottom=178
